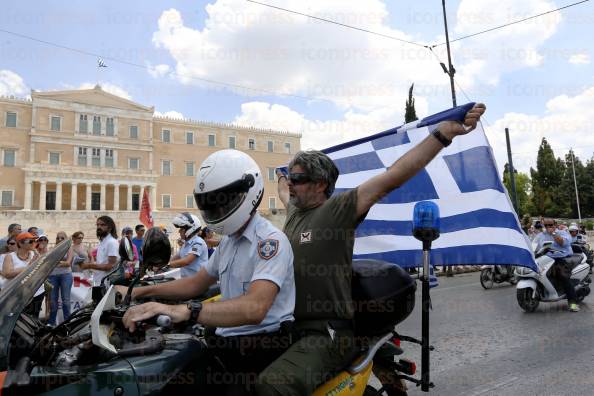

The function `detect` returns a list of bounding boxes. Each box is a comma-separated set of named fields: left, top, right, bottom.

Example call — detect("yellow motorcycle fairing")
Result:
left=312, top=361, right=373, bottom=396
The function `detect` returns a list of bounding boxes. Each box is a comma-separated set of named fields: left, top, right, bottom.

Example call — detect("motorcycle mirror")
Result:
left=140, top=227, right=172, bottom=274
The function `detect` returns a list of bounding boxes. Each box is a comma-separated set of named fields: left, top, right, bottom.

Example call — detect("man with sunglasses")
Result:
left=257, top=103, right=486, bottom=396
left=533, top=218, right=579, bottom=312
left=0, top=223, right=21, bottom=253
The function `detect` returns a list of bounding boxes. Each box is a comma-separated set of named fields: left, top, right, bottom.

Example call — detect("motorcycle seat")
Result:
left=557, top=254, right=583, bottom=267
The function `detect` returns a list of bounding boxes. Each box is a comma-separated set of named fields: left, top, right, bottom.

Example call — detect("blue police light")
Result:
left=413, top=201, right=440, bottom=243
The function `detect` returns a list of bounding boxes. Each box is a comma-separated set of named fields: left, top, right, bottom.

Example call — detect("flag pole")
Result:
left=570, top=148, right=582, bottom=222
left=441, top=0, right=457, bottom=107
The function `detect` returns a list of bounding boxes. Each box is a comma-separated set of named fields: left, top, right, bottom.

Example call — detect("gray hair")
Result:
left=289, top=150, right=339, bottom=198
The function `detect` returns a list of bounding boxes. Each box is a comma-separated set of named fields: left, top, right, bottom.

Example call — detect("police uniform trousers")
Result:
left=204, top=326, right=291, bottom=396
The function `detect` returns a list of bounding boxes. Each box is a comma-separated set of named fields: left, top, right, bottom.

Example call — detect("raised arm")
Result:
left=356, top=103, right=486, bottom=217
left=276, top=170, right=290, bottom=208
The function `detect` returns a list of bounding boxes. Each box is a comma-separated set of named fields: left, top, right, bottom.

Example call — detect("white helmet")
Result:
left=172, top=212, right=202, bottom=238
left=568, top=224, right=579, bottom=232
left=194, top=149, right=263, bottom=235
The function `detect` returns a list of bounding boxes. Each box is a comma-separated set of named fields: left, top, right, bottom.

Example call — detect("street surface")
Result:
left=383, top=271, right=594, bottom=396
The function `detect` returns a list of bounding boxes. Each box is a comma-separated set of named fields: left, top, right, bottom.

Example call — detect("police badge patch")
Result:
left=258, top=239, right=279, bottom=260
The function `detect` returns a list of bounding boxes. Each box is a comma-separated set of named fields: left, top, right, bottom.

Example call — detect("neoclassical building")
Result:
left=0, top=86, right=300, bottom=218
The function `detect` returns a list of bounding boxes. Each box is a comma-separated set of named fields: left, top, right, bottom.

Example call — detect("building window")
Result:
left=228, top=136, right=236, bottom=149
left=132, top=193, right=140, bottom=210
left=267, top=140, right=274, bottom=152
left=91, top=192, right=100, bottom=211
left=3, top=149, right=16, bottom=167
left=162, top=129, right=171, bottom=143
left=5, top=112, right=16, bottom=128
left=91, top=148, right=101, bottom=167
left=92, top=116, right=101, bottom=135
left=106, top=117, right=115, bottom=136
left=285, top=142, right=291, bottom=154
left=267, top=167, right=275, bottom=181
left=129, top=158, right=139, bottom=169
left=105, top=149, right=114, bottom=168
left=77, top=147, right=87, bottom=166
left=269, top=196, right=276, bottom=209
left=1, top=190, right=14, bottom=207
left=248, top=138, right=255, bottom=150
left=46, top=191, right=56, bottom=210
left=79, top=114, right=88, bottom=133
left=162, top=160, right=171, bottom=176
left=129, top=125, right=138, bottom=139
left=185, top=162, right=194, bottom=176
left=162, top=194, right=171, bottom=209
left=185, top=194, right=194, bottom=209
left=208, top=134, right=216, bottom=147
left=49, top=152, right=60, bottom=165
left=51, top=116, right=61, bottom=131
left=186, top=131, right=194, bottom=145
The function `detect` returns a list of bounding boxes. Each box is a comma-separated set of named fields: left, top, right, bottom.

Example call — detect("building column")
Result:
left=86, top=183, right=92, bottom=211
left=70, top=182, right=77, bottom=210
left=100, top=183, right=106, bottom=211
left=113, top=184, right=120, bottom=211
left=151, top=185, right=157, bottom=211
left=127, top=185, right=133, bottom=211
left=24, top=180, right=32, bottom=210
left=55, top=182, right=62, bottom=210
left=39, top=181, right=47, bottom=211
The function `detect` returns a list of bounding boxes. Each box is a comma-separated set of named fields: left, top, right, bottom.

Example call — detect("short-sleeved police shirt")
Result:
left=178, top=235, right=208, bottom=277
left=205, top=213, right=295, bottom=337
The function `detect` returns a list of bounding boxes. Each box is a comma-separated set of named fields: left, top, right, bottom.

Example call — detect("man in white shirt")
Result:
left=81, top=216, right=119, bottom=286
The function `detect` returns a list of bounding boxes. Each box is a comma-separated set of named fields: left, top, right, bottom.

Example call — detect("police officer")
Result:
left=121, top=150, right=295, bottom=394
left=169, top=212, right=209, bottom=277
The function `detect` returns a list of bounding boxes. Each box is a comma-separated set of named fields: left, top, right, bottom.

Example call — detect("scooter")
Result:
left=479, top=265, right=517, bottom=289
left=515, top=242, right=591, bottom=312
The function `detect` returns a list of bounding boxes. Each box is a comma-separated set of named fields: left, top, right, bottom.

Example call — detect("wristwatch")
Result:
left=431, top=128, right=452, bottom=147
left=186, top=300, right=203, bottom=323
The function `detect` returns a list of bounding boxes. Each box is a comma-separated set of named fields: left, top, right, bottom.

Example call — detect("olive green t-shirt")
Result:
left=284, top=188, right=362, bottom=321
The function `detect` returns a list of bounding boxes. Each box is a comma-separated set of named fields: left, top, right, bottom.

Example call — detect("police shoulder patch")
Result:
left=258, top=239, right=279, bottom=260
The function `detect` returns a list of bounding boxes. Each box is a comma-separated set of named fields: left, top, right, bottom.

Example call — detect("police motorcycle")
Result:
left=0, top=226, right=424, bottom=396
left=515, top=241, right=591, bottom=312
left=479, top=265, right=517, bottom=289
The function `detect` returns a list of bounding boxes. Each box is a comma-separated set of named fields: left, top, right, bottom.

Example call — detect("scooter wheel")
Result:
left=480, top=269, right=494, bottom=289
left=517, top=288, right=539, bottom=312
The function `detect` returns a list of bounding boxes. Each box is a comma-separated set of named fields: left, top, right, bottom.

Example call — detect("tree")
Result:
left=502, top=164, right=533, bottom=217
left=530, top=138, right=567, bottom=217
left=404, top=83, right=418, bottom=123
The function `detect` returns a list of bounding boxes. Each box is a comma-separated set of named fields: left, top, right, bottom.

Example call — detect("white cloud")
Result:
left=487, top=85, right=594, bottom=174
left=78, top=82, right=132, bottom=100
left=154, top=110, right=185, bottom=119
left=453, top=0, right=562, bottom=89
left=0, top=70, right=29, bottom=97
left=233, top=101, right=407, bottom=151
left=568, top=53, right=590, bottom=65
left=147, top=63, right=172, bottom=78
left=152, top=2, right=443, bottom=114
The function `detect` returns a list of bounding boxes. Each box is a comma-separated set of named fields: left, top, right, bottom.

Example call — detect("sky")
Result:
left=1, top=0, right=594, bottom=174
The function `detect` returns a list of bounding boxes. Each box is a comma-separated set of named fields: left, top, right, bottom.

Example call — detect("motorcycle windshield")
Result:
left=0, top=240, right=71, bottom=371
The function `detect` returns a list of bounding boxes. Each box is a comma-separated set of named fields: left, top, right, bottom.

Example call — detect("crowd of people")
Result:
left=0, top=216, right=220, bottom=327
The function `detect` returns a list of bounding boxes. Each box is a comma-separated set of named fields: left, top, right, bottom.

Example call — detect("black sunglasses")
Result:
left=8, top=242, right=16, bottom=245
left=288, top=173, right=312, bottom=185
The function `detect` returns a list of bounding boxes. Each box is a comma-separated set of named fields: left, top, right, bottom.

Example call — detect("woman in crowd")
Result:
left=2, top=232, right=45, bottom=316
left=36, top=234, right=50, bottom=256
left=0, top=236, right=18, bottom=290
left=47, top=231, right=74, bottom=327
left=69, top=231, right=90, bottom=272
left=118, top=227, right=139, bottom=283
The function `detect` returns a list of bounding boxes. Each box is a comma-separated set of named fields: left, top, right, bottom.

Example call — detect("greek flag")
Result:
left=322, top=103, right=536, bottom=270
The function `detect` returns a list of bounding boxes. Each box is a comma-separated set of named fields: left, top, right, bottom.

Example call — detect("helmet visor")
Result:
left=194, top=175, right=253, bottom=223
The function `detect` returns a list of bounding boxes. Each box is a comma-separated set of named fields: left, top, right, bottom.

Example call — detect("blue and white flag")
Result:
left=315, top=103, right=536, bottom=271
